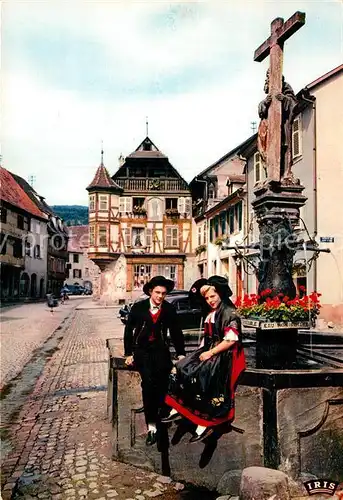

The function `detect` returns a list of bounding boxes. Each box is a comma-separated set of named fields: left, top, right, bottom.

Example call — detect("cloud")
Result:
left=1, top=0, right=342, bottom=205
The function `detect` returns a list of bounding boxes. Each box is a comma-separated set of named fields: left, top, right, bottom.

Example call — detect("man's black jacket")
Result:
left=124, top=298, right=185, bottom=357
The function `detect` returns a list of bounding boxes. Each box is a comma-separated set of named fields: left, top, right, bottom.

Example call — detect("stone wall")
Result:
left=107, top=355, right=343, bottom=495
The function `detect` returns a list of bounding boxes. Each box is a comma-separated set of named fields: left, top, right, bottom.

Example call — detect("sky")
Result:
left=2, top=0, right=342, bottom=205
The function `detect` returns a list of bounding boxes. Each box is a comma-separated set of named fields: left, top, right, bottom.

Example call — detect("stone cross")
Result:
left=254, top=12, right=305, bottom=182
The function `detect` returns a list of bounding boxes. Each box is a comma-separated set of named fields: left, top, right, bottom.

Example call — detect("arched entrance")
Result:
left=20, top=272, right=30, bottom=297
left=30, top=273, right=37, bottom=297
left=39, top=278, right=45, bottom=298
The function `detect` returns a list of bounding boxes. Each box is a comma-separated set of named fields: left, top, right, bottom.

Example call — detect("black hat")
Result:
left=143, top=275, right=175, bottom=296
left=189, top=278, right=208, bottom=301
left=208, top=275, right=233, bottom=297
left=189, top=275, right=233, bottom=302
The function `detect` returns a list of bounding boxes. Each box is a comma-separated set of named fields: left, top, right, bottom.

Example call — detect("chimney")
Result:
left=118, top=153, right=125, bottom=167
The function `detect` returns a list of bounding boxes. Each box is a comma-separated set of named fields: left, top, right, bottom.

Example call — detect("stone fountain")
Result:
left=106, top=11, right=343, bottom=497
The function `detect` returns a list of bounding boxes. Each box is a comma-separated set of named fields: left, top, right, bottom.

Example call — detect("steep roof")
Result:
left=113, top=136, right=190, bottom=190
left=86, top=155, right=122, bottom=192
left=87, top=152, right=123, bottom=192
left=0, top=167, right=46, bottom=219
left=10, top=172, right=55, bottom=216
left=127, top=136, right=167, bottom=159
left=192, top=133, right=257, bottom=181
left=67, top=225, right=89, bottom=252
left=306, top=64, right=343, bottom=91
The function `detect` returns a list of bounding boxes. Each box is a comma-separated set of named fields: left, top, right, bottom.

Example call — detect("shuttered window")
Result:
left=292, top=117, right=302, bottom=159
left=119, top=197, right=132, bottom=213
left=165, top=227, right=178, bottom=248
left=146, top=228, right=153, bottom=248
left=254, top=152, right=261, bottom=183
left=123, top=228, right=131, bottom=247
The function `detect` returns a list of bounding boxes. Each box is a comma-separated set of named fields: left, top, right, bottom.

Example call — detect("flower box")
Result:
left=235, top=288, right=321, bottom=326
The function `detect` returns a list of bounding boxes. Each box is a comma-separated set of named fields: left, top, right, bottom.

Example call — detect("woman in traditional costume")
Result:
left=162, top=275, right=246, bottom=443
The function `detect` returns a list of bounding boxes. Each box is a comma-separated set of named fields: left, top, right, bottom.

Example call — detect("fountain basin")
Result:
left=106, top=331, right=343, bottom=494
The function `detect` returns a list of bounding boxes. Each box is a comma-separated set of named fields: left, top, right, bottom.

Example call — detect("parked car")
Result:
left=64, top=285, right=86, bottom=296
left=118, top=290, right=204, bottom=330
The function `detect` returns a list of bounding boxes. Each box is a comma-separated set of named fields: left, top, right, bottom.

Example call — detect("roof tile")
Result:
left=0, top=167, right=46, bottom=219
left=87, top=163, right=122, bottom=191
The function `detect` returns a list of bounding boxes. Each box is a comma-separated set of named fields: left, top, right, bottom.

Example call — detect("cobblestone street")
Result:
left=0, top=301, right=198, bottom=500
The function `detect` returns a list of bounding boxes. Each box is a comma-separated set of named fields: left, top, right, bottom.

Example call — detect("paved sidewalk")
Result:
left=0, top=298, right=85, bottom=389
left=0, top=307, right=191, bottom=500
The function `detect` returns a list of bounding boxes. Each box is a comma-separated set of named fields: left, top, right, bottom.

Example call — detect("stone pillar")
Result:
left=252, top=182, right=307, bottom=299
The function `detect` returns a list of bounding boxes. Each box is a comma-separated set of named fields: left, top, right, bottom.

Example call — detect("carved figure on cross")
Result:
left=254, top=12, right=306, bottom=183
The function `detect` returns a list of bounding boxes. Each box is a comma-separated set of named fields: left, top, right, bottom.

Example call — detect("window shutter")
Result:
left=292, top=117, right=302, bottom=159
left=214, top=216, right=219, bottom=238
left=254, top=152, right=261, bottom=183
left=119, top=197, right=125, bottom=213
left=119, top=197, right=132, bottom=213
left=197, top=225, right=202, bottom=246
left=209, top=219, right=214, bottom=242
left=146, top=228, right=152, bottom=248
left=172, top=228, right=178, bottom=247
left=220, top=211, right=226, bottom=235
left=238, top=201, right=243, bottom=231
left=185, top=197, right=192, bottom=216
left=229, top=208, right=235, bottom=233
left=203, top=221, right=207, bottom=244
left=178, top=197, right=185, bottom=214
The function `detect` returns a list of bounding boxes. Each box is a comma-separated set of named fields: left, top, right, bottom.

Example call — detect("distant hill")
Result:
left=51, top=205, right=88, bottom=226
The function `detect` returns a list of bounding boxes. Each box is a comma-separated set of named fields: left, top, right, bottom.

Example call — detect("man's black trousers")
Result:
left=134, top=344, right=173, bottom=426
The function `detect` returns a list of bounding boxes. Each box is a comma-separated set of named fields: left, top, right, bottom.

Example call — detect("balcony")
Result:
left=115, top=178, right=189, bottom=192
left=165, top=209, right=180, bottom=220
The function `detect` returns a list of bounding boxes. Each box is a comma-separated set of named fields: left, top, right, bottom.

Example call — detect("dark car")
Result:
left=64, top=285, right=86, bottom=296
left=118, top=290, right=203, bottom=331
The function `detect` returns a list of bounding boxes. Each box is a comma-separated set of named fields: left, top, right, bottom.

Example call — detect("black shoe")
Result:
left=161, top=412, right=182, bottom=423
left=189, top=427, right=214, bottom=443
left=146, top=431, right=157, bottom=446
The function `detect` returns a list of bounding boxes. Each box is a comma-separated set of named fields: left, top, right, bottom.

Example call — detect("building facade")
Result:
left=189, top=65, right=343, bottom=324
left=87, top=138, right=194, bottom=303
left=66, top=225, right=100, bottom=293
left=190, top=138, right=255, bottom=299
left=12, top=173, right=69, bottom=297
left=242, top=65, right=343, bottom=323
left=0, top=168, right=48, bottom=301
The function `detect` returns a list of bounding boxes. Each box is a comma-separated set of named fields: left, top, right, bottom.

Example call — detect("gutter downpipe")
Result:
left=239, top=154, right=249, bottom=294
left=194, top=176, right=209, bottom=275
left=302, top=91, right=318, bottom=292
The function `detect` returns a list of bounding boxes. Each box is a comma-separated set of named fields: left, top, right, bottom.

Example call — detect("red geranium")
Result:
left=234, top=289, right=321, bottom=322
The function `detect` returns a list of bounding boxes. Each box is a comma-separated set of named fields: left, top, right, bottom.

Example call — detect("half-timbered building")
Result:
left=87, top=137, right=193, bottom=303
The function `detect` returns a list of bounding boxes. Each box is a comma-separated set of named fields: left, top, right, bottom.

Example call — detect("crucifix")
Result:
left=254, top=12, right=305, bottom=182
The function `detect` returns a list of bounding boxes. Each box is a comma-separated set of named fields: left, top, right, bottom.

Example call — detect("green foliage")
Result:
left=51, top=205, right=88, bottom=226
left=195, top=244, right=207, bottom=256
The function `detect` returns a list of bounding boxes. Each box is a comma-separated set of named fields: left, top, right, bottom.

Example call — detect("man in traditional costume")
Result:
left=124, top=276, right=185, bottom=446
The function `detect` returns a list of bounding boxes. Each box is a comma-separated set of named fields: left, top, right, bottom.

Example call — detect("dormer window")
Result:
left=143, top=140, right=152, bottom=151
left=208, top=185, right=216, bottom=199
